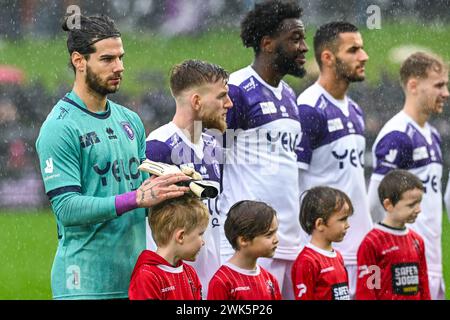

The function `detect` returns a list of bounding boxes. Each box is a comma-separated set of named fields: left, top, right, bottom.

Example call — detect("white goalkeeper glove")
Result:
left=138, top=160, right=218, bottom=199
left=180, top=164, right=203, bottom=181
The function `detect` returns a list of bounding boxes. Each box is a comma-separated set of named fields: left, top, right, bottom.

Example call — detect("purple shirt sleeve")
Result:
left=226, top=84, right=248, bottom=130
left=297, top=104, right=326, bottom=165
left=373, top=131, right=413, bottom=175
left=146, top=140, right=173, bottom=164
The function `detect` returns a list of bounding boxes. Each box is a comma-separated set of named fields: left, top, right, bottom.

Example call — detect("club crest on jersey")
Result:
left=121, top=122, right=135, bottom=140
left=266, top=280, right=275, bottom=296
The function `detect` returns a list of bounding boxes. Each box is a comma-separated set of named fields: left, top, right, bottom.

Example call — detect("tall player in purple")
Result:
left=369, top=52, right=449, bottom=299
left=145, top=60, right=233, bottom=298
left=296, top=22, right=372, bottom=298
left=219, top=0, right=308, bottom=299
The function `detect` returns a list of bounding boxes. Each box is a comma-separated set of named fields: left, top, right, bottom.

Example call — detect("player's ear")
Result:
left=72, top=51, right=87, bottom=73
left=315, top=218, right=325, bottom=231
left=174, top=228, right=185, bottom=244
left=406, top=78, right=418, bottom=94
left=320, top=49, right=335, bottom=69
left=190, top=92, right=202, bottom=111
left=237, top=235, right=249, bottom=248
left=382, top=198, right=394, bottom=212
left=260, top=35, right=275, bottom=54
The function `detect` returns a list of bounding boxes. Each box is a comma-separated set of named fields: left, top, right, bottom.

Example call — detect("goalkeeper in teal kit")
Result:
left=36, top=14, right=190, bottom=299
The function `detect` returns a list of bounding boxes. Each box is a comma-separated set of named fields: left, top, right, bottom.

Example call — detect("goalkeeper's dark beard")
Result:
left=85, top=65, right=119, bottom=96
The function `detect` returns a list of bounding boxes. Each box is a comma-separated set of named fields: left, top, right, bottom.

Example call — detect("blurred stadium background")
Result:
left=0, top=0, right=449, bottom=299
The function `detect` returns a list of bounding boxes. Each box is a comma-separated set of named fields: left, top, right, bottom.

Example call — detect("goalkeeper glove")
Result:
left=138, top=160, right=219, bottom=199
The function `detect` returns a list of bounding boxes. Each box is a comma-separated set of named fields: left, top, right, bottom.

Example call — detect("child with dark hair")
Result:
left=292, top=186, right=353, bottom=300
left=207, top=200, right=282, bottom=300
left=357, top=170, right=430, bottom=300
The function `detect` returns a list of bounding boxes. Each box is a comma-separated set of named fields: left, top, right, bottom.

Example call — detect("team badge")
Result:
left=121, top=122, right=135, bottom=140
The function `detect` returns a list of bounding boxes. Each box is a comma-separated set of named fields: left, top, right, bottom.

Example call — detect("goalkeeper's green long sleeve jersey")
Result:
left=36, top=91, right=147, bottom=299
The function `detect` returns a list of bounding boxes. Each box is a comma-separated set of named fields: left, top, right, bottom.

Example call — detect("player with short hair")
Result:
left=208, top=200, right=282, bottom=300
left=218, top=0, right=308, bottom=299
left=145, top=59, right=232, bottom=297
left=357, top=170, right=431, bottom=300
left=368, top=52, right=449, bottom=299
left=129, top=195, right=209, bottom=300
left=35, top=14, right=189, bottom=299
left=292, top=186, right=352, bottom=300
left=296, top=21, right=373, bottom=298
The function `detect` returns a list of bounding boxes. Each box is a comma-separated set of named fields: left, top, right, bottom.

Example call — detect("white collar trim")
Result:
left=306, top=243, right=337, bottom=258
left=247, top=66, right=284, bottom=101
left=224, top=262, right=261, bottom=276
left=157, top=264, right=184, bottom=274
left=375, top=223, right=409, bottom=236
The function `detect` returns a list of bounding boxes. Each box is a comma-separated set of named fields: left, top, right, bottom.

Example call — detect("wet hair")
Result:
left=225, top=200, right=277, bottom=250
left=240, top=0, right=303, bottom=54
left=62, top=14, right=121, bottom=72
left=400, top=52, right=447, bottom=88
left=300, top=186, right=354, bottom=235
left=149, top=195, right=209, bottom=247
left=313, top=21, right=359, bottom=69
left=378, top=169, right=424, bottom=207
left=169, top=59, right=229, bottom=97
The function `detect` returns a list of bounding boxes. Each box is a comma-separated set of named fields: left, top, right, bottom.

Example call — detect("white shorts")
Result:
left=429, top=275, right=446, bottom=300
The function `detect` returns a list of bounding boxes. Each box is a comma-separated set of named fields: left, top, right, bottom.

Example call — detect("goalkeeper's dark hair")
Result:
left=240, top=0, right=303, bottom=54
left=225, top=200, right=277, bottom=250
left=62, top=14, right=121, bottom=72
left=378, top=170, right=424, bottom=208
left=313, top=21, right=359, bottom=69
left=169, top=59, right=229, bottom=97
left=300, top=186, right=353, bottom=235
